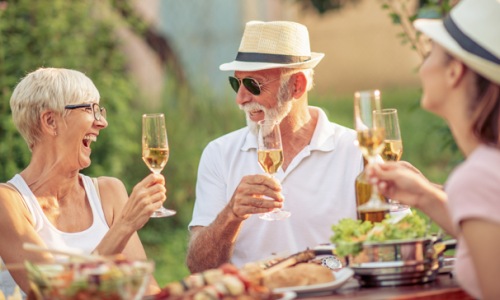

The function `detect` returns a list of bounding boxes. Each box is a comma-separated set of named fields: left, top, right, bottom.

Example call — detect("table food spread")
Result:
left=14, top=212, right=467, bottom=300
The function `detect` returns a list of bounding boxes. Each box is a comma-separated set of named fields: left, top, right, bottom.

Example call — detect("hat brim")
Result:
left=219, top=52, right=325, bottom=71
left=414, top=19, right=500, bottom=84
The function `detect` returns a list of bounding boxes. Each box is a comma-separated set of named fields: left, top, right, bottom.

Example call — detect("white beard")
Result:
left=240, top=88, right=293, bottom=135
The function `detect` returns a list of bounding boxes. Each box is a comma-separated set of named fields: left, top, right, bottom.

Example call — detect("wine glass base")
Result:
left=259, top=209, right=291, bottom=221
left=390, top=203, right=410, bottom=212
left=150, top=207, right=176, bottom=218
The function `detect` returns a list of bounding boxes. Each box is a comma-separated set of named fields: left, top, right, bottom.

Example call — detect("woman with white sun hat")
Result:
left=368, top=0, right=500, bottom=298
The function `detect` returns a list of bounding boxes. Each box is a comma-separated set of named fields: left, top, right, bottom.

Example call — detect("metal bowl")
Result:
left=347, top=237, right=437, bottom=266
left=345, top=236, right=451, bottom=287
left=351, top=259, right=436, bottom=275
left=355, top=262, right=440, bottom=287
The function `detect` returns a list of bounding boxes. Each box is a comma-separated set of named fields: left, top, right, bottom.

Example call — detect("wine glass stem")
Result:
left=370, top=182, right=380, bottom=201
left=269, top=173, right=284, bottom=210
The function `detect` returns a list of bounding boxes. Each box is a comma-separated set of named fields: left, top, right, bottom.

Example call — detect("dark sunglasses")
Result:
left=228, top=76, right=280, bottom=96
left=65, top=103, right=106, bottom=121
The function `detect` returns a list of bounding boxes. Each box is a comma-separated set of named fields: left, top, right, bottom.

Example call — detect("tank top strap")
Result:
left=80, top=175, right=108, bottom=227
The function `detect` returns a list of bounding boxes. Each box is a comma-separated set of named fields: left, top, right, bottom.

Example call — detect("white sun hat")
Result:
left=219, top=20, right=325, bottom=71
left=414, top=0, right=500, bottom=84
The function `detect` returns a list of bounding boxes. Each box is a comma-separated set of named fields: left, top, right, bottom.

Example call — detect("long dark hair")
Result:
left=470, top=74, right=500, bottom=147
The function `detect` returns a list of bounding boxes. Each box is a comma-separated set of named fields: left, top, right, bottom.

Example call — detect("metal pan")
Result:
left=355, top=261, right=440, bottom=287
left=351, top=259, right=436, bottom=275
left=344, top=237, right=456, bottom=287
left=347, top=237, right=438, bottom=266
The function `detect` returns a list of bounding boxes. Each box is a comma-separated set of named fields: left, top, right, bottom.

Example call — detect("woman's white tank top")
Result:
left=0, top=174, right=110, bottom=298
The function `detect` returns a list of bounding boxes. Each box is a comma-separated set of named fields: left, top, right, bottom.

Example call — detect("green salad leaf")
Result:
left=330, top=211, right=427, bottom=257
left=367, top=212, right=427, bottom=242
left=330, top=218, right=373, bottom=257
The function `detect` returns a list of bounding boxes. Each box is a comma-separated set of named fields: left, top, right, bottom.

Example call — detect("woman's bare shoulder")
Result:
left=0, top=183, right=24, bottom=207
left=92, top=176, right=128, bottom=221
left=95, top=176, right=126, bottom=189
left=94, top=176, right=128, bottom=199
left=0, top=183, right=33, bottom=225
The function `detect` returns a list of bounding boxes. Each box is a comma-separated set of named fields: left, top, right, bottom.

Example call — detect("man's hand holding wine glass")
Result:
left=227, top=174, right=285, bottom=220
left=256, top=120, right=291, bottom=221
left=224, top=120, right=290, bottom=222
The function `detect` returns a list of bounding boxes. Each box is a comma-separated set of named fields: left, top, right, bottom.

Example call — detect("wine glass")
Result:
left=373, top=108, right=409, bottom=212
left=257, top=119, right=291, bottom=221
left=354, top=90, right=391, bottom=212
left=142, top=113, right=176, bottom=218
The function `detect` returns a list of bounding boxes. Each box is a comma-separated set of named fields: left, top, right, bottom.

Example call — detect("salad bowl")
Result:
left=26, top=258, right=154, bottom=300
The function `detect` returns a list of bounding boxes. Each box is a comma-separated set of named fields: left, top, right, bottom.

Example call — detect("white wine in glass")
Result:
left=375, top=109, right=403, bottom=161
left=257, top=120, right=291, bottom=221
left=354, top=90, right=391, bottom=215
left=373, top=108, right=409, bottom=212
left=142, top=113, right=176, bottom=218
left=381, top=139, right=403, bottom=162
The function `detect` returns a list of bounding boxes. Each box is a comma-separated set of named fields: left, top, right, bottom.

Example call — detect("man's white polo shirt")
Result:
left=190, top=106, right=364, bottom=267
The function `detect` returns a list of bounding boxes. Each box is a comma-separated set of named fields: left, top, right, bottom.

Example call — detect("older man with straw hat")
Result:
left=186, top=20, right=364, bottom=272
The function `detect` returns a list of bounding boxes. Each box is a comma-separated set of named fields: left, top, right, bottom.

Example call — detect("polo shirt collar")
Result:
left=309, top=106, right=336, bottom=152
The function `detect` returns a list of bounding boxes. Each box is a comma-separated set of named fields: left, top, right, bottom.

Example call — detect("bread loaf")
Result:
left=262, top=263, right=335, bottom=289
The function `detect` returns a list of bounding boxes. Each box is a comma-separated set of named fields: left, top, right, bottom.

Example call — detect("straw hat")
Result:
left=414, top=0, right=500, bottom=84
left=219, top=20, right=324, bottom=71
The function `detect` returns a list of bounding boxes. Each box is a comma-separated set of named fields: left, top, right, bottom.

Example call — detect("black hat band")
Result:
left=444, top=16, right=500, bottom=64
left=235, top=52, right=311, bottom=64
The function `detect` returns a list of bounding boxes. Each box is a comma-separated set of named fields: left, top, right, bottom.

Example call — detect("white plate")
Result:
left=277, top=291, right=297, bottom=300
left=273, top=267, right=354, bottom=295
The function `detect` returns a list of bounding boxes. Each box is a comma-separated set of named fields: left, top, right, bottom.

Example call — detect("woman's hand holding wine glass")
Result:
left=123, top=173, right=167, bottom=226
left=142, top=113, right=176, bottom=218
left=373, top=108, right=409, bottom=212
left=257, top=120, right=291, bottom=221
left=375, top=109, right=403, bottom=162
left=354, top=90, right=391, bottom=213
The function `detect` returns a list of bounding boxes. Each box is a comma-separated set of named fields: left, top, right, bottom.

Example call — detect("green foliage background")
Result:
left=0, top=0, right=142, bottom=181
left=0, top=0, right=460, bottom=287
left=0, top=0, right=244, bottom=284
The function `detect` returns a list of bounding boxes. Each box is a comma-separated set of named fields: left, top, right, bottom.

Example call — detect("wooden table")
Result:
left=297, top=273, right=474, bottom=300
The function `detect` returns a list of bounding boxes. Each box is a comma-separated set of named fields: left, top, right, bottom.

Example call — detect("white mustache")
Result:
left=239, top=102, right=266, bottom=113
